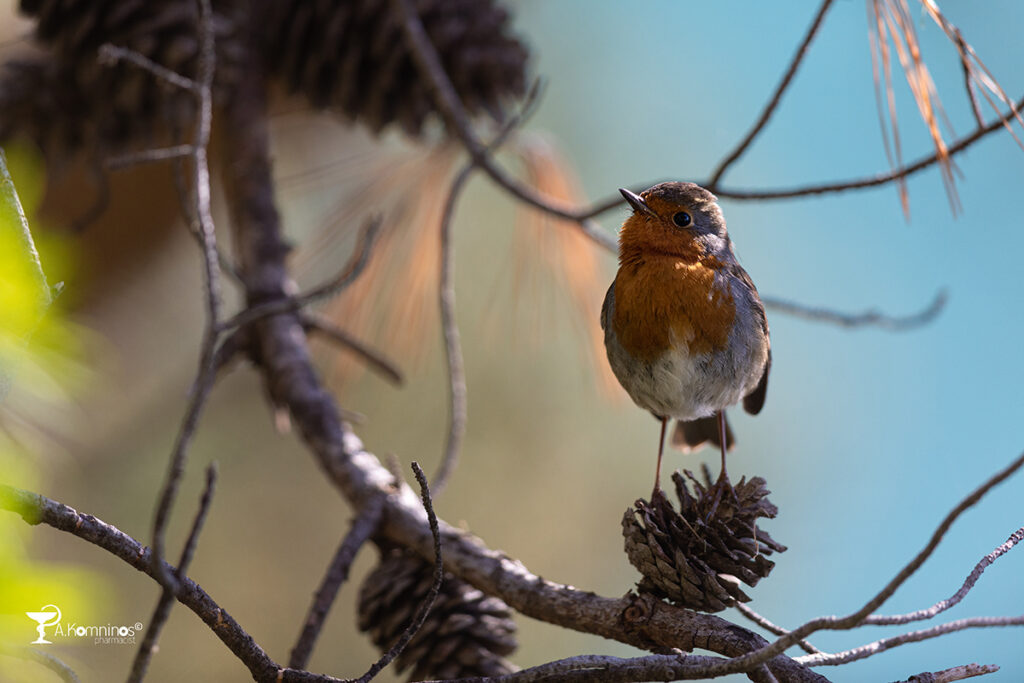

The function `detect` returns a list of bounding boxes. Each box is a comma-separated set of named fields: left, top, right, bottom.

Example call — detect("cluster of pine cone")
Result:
left=1, top=0, right=529, bottom=160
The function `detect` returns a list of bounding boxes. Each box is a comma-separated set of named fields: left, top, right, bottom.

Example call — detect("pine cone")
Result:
left=622, top=468, right=786, bottom=613
left=1, top=0, right=246, bottom=158
left=358, top=547, right=518, bottom=681
left=263, top=0, right=529, bottom=136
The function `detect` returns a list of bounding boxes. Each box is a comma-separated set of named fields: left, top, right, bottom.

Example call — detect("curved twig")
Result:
left=694, top=451, right=1024, bottom=676
left=301, top=313, right=404, bottom=386
left=706, top=92, right=1024, bottom=201
left=797, top=616, right=1024, bottom=667
left=128, top=462, right=218, bottom=682
left=863, top=524, right=1024, bottom=626
left=761, top=290, right=946, bottom=331
left=289, top=492, right=386, bottom=670
left=895, top=663, right=999, bottom=683
left=431, top=164, right=473, bottom=497
left=218, top=216, right=383, bottom=334
left=707, top=0, right=836, bottom=186
left=353, top=463, right=443, bottom=683
left=734, top=603, right=821, bottom=656
left=0, top=485, right=286, bottom=682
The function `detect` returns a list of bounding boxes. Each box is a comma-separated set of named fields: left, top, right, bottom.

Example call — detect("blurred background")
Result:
left=1, top=1, right=1023, bottom=681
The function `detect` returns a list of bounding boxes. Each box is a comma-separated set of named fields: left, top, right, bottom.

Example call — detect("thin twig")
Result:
left=289, top=492, right=386, bottom=670
left=694, top=451, right=1024, bottom=676
left=430, top=78, right=549, bottom=496
left=707, top=91, right=1024, bottom=201
left=128, top=463, right=219, bottom=683
left=734, top=603, right=821, bottom=655
left=419, top=653, right=788, bottom=683
left=707, top=0, right=836, bottom=186
left=353, top=463, right=443, bottom=683
left=388, top=0, right=615, bottom=251
left=953, top=30, right=986, bottom=128
left=0, top=149, right=52, bottom=309
left=0, top=646, right=81, bottom=683
left=98, top=44, right=199, bottom=92
left=864, top=524, right=1024, bottom=626
left=897, top=663, right=1000, bottom=683
left=761, top=290, right=946, bottom=331
left=106, top=144, right=196, bottom=170
left=301, top=313, right=403, bottom=385
left=431, top=163, right=473, bottom=497
left=796, top=616, right=1024, bottom=667
left=219, top=216, right=383, bottom=334
left=0, top=485, right=288, bottom=682
left=147, top=0, right=220, bottom=601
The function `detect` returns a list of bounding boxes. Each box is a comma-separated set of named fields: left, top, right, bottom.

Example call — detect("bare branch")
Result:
left=700, top=451, right=1024, bottom=675
left=0, top=485, right=285, bottom=682
left=734, top=603, right=821, bottom=655
left=897, top=663, right=1000, bottom=683
left=706, top=91, right=1024, bottom=201
left=301, top=313, right=403, bottom=386
left=953, top=30, right=986, bottom=128
left=388, top=0, right=615, bottom=252
left=761, top=290, right=946, bottom=331
left=353, top=462, right=443, bottom=683
left=431, top=163, right=473, bottom=497
left=218, top=216, right=383, bottom=334
left=430, top=78, right=542, bottom=497
left=136, top=0, right=220, bottom=598
left=106, top=144, right=196, bottom=170
left=0, top=646, right=81, bottom=683
left=421, top=653, right=786, bottom=683
left=97, top=44, right=199, bottom=93
left=865, top=523, right=1024, bottom=625
left=0, top=149, right=52, bottom=309
left=289, top=492, right=386, bottom=670
left=707, top=0, right=836, bottom=186
left=796, top=616, right=1024, bottom=667
left=128, top=463, right=219, bottom=682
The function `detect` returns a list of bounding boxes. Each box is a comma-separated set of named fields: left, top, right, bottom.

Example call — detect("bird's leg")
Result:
left=716, top=411, right=730, bottom=485
left=705, top=411, right=734, bottom=523
left=653, top=416, right=668, bottom=497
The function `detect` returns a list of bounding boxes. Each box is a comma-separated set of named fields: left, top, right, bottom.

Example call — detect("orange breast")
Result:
left=612, top=255, right=735, bottom=361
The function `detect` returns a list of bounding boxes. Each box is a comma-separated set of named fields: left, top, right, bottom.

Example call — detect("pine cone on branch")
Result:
left=622, top=468, right=786, bottom=613
left=358, top=546, right=518, bottom=681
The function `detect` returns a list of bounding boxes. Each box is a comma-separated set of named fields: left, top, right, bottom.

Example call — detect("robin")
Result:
left=601, top=182, right=770, bottom=495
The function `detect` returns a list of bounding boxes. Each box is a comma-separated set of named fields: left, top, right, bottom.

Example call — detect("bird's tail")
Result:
left=671, top=415, right=735, bottom=453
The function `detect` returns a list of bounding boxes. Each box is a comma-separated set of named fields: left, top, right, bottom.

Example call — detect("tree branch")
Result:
left=864, top=524, right=1024, bottom=626
left=761, top=290, right=946, bottom=331
left=0, top=485, right=284, bottom=682
left=797, top=616, right=1024, bottom=667
left=897, top=663, right=999, bottom=683
left=301, top=313, right=404, bottom=386
left=353, top=463, right=443, bottom=683
left=707, top=0, right=836, bottom=186
left=289, top=492, right=386, bottom=670
left=431, top=162, right=473, bottom=497
left=706, top=91, right=1024, bottom=201
left=127, top=463, right=218, bottom=682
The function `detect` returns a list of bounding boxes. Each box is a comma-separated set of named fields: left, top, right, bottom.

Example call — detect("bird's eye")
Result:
left=672, top=212, right=692, bottom=228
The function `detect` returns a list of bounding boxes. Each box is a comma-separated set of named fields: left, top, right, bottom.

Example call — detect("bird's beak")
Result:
left=619, top=188, right=655, bottom=217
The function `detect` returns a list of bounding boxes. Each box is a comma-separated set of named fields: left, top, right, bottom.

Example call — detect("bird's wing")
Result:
left=730, top=264, right=771, bottom=416
left=600, top=280, right=615, bottom=332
